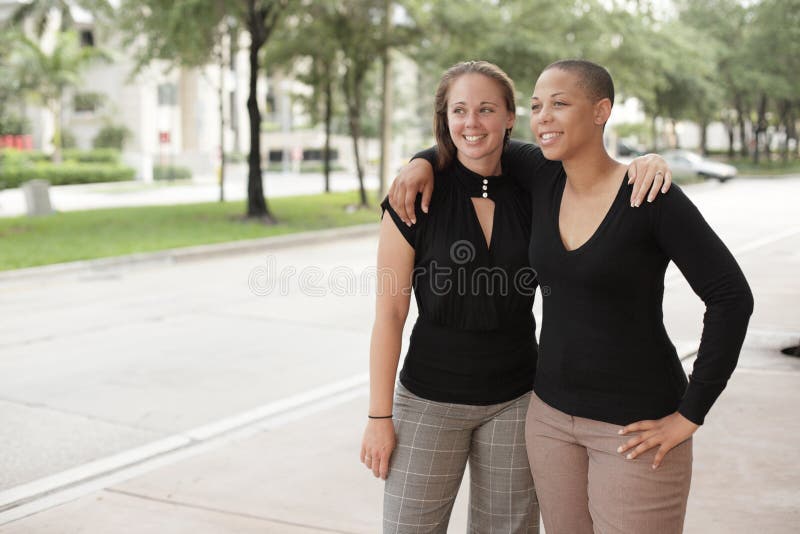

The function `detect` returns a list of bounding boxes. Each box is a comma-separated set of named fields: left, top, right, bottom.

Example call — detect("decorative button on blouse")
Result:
left=450, top=159, right=507, bottom=201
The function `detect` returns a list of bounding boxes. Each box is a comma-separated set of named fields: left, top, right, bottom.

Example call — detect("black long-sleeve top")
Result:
left=499, top=142, right=754, bottom=426
left=381, top=157, right=540, bottom=405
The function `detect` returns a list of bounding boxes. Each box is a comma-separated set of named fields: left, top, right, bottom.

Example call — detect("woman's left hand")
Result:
left=627, top=154, right=672, bottom=207
left=617, top=412, right=699, bottom=470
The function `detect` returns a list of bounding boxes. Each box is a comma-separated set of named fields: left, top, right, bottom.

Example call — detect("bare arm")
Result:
left=360, top=214, right=414, bottom=479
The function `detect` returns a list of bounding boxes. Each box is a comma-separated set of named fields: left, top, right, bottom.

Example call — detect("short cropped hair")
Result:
left=544, top=59, right=614, bottom=105
left=433, top=61, right=516, bottom=171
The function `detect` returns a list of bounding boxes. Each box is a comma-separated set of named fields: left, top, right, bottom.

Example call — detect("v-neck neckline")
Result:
left=553, top=170, right=627, bottom=255
left=469, top=197, right=496, bottom=252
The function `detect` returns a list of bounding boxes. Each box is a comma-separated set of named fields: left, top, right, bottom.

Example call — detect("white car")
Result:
left=660, top=150, right=738, bottom=182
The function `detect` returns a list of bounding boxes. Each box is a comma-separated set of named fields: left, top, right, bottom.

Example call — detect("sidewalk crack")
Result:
left=105, top=488, right=362, bottom=533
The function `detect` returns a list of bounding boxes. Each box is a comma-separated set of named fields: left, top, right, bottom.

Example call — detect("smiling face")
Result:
left=446, top=73, right=515, bottom=175
left=529, top=67, right=611, bottom=162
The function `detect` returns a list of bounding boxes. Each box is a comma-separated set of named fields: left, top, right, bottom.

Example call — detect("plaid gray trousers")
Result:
left=382, top=384, right=538, bottom=534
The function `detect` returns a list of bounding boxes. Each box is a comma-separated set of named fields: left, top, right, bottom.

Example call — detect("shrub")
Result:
left=93, top=124, right=132, bottom=150
left=62, top=148, right=121, bottom=164
left=0, top=161, right=135, bottom=188
left=153, top=164, right=192, bottom=181
left=0, top=115, right=30, bottom=136
left=61, top=129, right=78, bottom=149
left=224, top=151, right=247, bottom=163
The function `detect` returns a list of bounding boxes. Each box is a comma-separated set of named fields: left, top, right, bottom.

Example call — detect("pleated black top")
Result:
left=381, top=156, right=540, bottom=404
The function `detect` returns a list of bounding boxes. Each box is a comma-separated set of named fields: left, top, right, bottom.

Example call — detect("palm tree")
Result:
left=7, top=0, right=112, bottom=37
left=11, top=31, right=108, bottom=162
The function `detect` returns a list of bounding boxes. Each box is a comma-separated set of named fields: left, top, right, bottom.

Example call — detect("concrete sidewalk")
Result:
left=2, top=346, right=797, bottom=534
left=0, top=165, right=380, bottom=217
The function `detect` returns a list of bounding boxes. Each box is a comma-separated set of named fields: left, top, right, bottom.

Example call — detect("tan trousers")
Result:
left=525, top=393, right=692, bottom=534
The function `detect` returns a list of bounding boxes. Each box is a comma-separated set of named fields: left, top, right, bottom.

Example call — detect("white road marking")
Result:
left=666, top=226, right=800, bottom=285
left=0, top=374, right=368, bottom=525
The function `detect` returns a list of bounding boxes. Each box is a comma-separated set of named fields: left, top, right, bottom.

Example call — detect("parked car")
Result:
left=617, top=141, right=645, bottom=157
left=660, top=150, right=738, bottom=182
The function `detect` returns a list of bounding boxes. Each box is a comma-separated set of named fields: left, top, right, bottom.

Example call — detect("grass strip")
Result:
left=0, top=190, right=379, bottom=271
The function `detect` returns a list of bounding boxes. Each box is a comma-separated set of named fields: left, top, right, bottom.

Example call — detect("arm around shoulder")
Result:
left=388, top=153, right=435, bottom=224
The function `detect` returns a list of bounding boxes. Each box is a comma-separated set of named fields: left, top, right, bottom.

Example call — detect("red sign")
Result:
left=159, top=131, right=170, bottom=144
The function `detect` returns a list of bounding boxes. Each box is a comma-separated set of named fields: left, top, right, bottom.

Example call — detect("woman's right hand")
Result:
left=360, top=418, right=396, bottom=480
left=388, top=158, right=435, bottom=226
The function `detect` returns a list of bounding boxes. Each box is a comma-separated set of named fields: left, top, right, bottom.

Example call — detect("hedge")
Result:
left=63, top=148, right=121, bottom=164
left=0, top=162, right=135, bottom=188
left=0, top=148, right=121, bottom=164
left=153, top=164, right=192, bottom=181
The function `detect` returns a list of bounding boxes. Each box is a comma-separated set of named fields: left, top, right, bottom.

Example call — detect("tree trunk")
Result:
left=51, top=96, right=63, bottom=164
left=671, top=119, right=679, bottom=149
left=754, top=92, right=768, bottom=165
left=323, top=76, right=332, bottom=193
left=218, top=46, right=226, bottom=203
left=786, top=102, right=798, bottom=161
left=699, top=119, right=708, bottom=156
left=651, top=115, right=658, bottom=152
left=246, top=34, right=273, bottom=220
left=378, top=0, right=392, bottom=198
left=229, top=22, right=241, bottom=155
left=726, top=123, right=735, bottom=159
left=343, top=70, right=368, bottom=208
left=735, top=94, right=748, bottom=158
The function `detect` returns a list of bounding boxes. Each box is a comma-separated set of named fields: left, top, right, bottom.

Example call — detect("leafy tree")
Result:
left=10, top=31, right=108, bottom=161
left=265, top=3, right=342, bottom=193
left=93, top=123, right=132, bottom=149
left=747, top=0, right=800, bottom=162
left=329, top=0, right=401, bottom=208
left=239, top=0, right=292, bottom=220
left=119, top=0, right=234, bottom=201
left=120, top=0, right=291, bottom=220
left=678, top=0, right=760, bottom=157
left=0, top=30, right=28, bottom=135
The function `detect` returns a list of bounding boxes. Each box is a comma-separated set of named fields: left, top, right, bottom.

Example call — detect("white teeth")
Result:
left=541, top=132, right=562, bottom=141
left=464, top=135, right=485, bottom=142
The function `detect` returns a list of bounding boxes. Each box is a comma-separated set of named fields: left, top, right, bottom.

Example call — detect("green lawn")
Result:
left=0, top=190, right=380, bottom=271
left=728, top=157, right=800, bottom=176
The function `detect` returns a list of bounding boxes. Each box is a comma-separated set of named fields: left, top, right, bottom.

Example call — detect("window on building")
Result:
left=79, top=29, right=94, bottom=47
left=158, top=84, right=178, bottom=106
left=74, top=92, right=104, bottom=113
left=265, top=93, right=276, bottom=115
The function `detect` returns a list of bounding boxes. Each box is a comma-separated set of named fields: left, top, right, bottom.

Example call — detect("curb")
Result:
left=0, top=223, right=379, bottom=283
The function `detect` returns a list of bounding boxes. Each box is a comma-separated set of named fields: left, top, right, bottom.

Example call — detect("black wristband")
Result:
left=368, top=414, right=393, bottom=419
